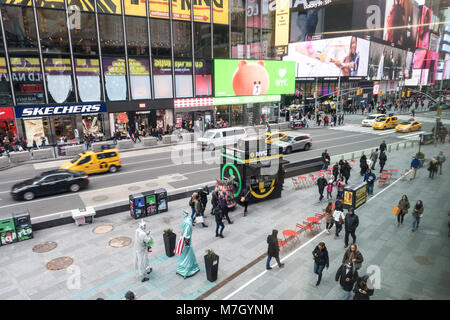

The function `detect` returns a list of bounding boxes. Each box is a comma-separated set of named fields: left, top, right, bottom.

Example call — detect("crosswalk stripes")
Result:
left=329, top=124, right=424, bottom=140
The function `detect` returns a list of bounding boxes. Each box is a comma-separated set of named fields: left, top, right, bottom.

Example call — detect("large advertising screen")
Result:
left=416, top=5, right=433, bottom=50
left=367, top=41, right=411, bottom=81
left=382, top=0, right=419, bottom=49
left=283, top=36, right=370, bottom=78
left=352, top=0, right=386, bottom=41
left=213, top=59, right=295, bottom=97
left=289, top=5, right=324, bottom=43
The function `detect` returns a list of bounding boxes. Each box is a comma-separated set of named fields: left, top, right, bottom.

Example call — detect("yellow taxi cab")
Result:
left=60, top=148, right=122, bottom=174
left=264, top=131, right=287, bottom=144
left=372, top=115, right=398, bottom=130
left=395, top=120, right=422, bottom=133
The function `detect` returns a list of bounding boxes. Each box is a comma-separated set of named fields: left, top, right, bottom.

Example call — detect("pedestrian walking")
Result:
left=332, top=163, right=339, bottom=183
left=342, top=161, right=351, bottom=184
left=379, top=140, right=387, bottom=153
left=369, top=148, right=379, bottom=170
left=363, top=169, right=376, bottom=196
left=240, top=185, right=250, bottom=217
left=353, top=275, right=374, bottom=300
left=220, top=194, right=233, bottom=224
left=436, top=151, right=446, bottom=175
left=125, top=290, right=137, bottom=300
left=312, top=242, right=329, bottom=286
left=342, top=244, right=364, bottom=271
left=379, top=151, right=387, bottom=173
left=214, top=204, right=225, bottom=238
left=266, top=230, right=285, bottom=270
left=321, top=149, right=330, bottom=170
left=336, top=178, right=345, bottom=200
left=397, top=195, right=410, bottom=227
left=412, top=200, right=424, bottom=232
left=410, top=156, right=421, bottom=180
left=210, top=190, right=219, bottom=215
left=335, top=261, right=358, bottom=300
left=326, top=179, right=335, bottom=200
left=189, top=193, right=197, bottom=222
left=333, top=204, right=345, bottom=239
left=324, top=202, right=334, bottom=234
left=198, top=185, right=209, bottom=215
left=344, top=207, right=359, bottom=248
left=134, top=128, right=142, bottom=143
left=428, top=157, right=438, bottom=179
left=317, top=175, right=328, bottom=202
left=360, top=154, right=368, bottom=176
left=193, top=193, right=208, bottom=228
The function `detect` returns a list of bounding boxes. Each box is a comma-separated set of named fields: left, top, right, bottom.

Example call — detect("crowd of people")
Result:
left=0, top=134, right=30, bottom=156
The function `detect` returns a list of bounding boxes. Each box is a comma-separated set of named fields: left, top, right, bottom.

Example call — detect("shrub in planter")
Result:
left=204, top=249, right=219, bottom=282
left=163, top=229, right=176, bottom=257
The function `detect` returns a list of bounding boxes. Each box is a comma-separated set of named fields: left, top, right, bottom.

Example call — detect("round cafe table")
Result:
left=307, top=217, right=320, bottom=224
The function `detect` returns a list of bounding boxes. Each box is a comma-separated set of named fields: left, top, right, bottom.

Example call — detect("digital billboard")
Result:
left=352, top=0, right=386, bottom=41
left=416, top=5, right=433, bottom=50
left=213, top=59, right=295, bottom=97
left=289, top=6, right=324, bottom=43
left=367, top=41, right=410, bottom=81
left=284, top=36, right=370, bottom=78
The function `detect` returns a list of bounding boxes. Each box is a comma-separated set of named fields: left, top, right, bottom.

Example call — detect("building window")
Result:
left=175, top=59, right=192, bottom=98
left=37, top=8, right=70, bottom=54
left=70, top=12, right=99, bottom=56
left=10, top=57, right=45, bottom=105
left=247, top=0, right=261, bottom=59
left=98, top=14, right=125, bottom=55
left=0, top=57, right=12, bottom=105
left=103, top=57, right=127, bottom=101
left=1, top=6, right=39, bottom=53
left=44, top=57, right=75, bottom=104
left=129, top=57, right=151, bottom=100
left=173, top=20, right=192, bottom=58
left=150, top=18, right=171, bottom=57
left=231, top=0, right=245, bottom=58
left=125, top=16, right=149, bottom=56
left=194, top=22, right=211, bottom=59
left=75, top=58, right=102, bottom=102
left=213, top=24, right=229, bottom=58
left=153, top=58, right=173, bottom=99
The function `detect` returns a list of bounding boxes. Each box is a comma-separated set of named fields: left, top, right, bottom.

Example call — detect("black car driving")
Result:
left=11, top=169, right=89, bottom=201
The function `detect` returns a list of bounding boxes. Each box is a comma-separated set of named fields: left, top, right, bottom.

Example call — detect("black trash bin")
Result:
left=0, top=215, right=18, bottom=246
left=129, top=193, right=146, bottom=219
left=13, top=212, right=33, bottom=242
left=204, top=254, right=219, bottom=282
left=155, top=188, right=168, bottom=213
left=144, top=191, right=157, bottom=216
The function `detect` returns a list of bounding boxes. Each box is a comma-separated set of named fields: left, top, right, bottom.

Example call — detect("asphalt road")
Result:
left=0, top=113, right=438, bottom=219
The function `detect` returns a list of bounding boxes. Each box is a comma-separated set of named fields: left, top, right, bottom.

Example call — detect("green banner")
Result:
left=213, top=95, right=281, bottom=105
left=214, top=59, right=295, bottom=97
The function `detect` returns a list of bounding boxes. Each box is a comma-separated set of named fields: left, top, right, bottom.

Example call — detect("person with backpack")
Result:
left=312, top=242, right=329, bottom=286
left=266, top=230, right=284, bottom=270
left=333, top=204, right=345, bottom=239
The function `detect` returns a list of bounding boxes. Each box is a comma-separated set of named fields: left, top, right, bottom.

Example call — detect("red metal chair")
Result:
left=315, top=213, right=325, bottom=220
left=298, top=176, right=309, bottom=188
left=278, top=239, right=287, bottom=251
left=292, top=177, right=301, bottom=190
left=295, top=223, right=306, bottom=237
left=302, top=221, right=315, bottom=235
left=378, top=180, right=387, bottom=188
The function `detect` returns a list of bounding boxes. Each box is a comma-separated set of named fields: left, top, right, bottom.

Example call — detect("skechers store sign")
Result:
left=16, top=103, right=106, bottom=118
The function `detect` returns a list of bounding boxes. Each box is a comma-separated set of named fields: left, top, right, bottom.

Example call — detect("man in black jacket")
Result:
left=379, top=140, right=387, bottom=153
left=317, top=176, right=328, bottom=202
left=336, top=261, right=359, bottom=300
left=214, top=205, right=225, bottom=238
left=321, top=149, right=330, bottom=170
left=266, top=230, right=284, bottom=270
left=344, top=207, right=359, bottom=248
left=312, top=242, right=329, bottom=286
left=379, top=151, right=387, bottom=173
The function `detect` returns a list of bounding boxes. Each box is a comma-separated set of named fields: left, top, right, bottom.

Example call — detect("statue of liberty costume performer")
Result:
left=176, top=211, right=200, bottom=278
left=134, top=220, right=154, bottom=282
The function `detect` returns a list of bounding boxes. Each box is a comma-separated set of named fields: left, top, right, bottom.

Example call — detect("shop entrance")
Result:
left=0, top=119, right=17, bottom=141
left=52, top=116, right=76, bottom=142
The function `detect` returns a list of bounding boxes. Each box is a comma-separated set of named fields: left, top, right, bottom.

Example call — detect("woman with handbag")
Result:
left=324, top=202, right=334, bottom=234
left=397, top=195, right=410, bottom=227
left=240, top=186, right=251, bottom=217
left=412, top=200, right=424, bottom=232
left=342, top=244, right=364, bottom=271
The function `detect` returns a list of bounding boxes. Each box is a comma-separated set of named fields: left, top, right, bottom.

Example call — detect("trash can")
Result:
left=343, top=182, right=367, bottom=210
left=13, top=212, right=33, bottom=242
left=129, top=193, right=146, bottom=219
left=0, top=215, right=18, bottom=246
left=155, top=188, right=168, bottom=213
left=71, top=207, right=96, bottom=226
left=144, top=191, right=157, bottom=216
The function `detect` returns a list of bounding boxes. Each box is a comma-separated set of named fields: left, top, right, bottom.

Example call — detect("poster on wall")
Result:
left=82, top=115, right=102, bottom=138
left=75, top=58, right=101, bottom=103
left=416, top=5, right=433, bottom=50
left=213, top=59, right=295, bottom=97
left=274, top=0, right=290, bottom=47
left=129, top=58, right=151, bottom=100
left=44, top=58, right=73, bottom=104
left=284, top=36, right=370, bottom=78
left=103, top=58, right=127, bottom=101
left=352, top=0, right=386, bottom=41
left=367, top=41, right=410, bottom=81
left=23, top=118, right=47, bottom=147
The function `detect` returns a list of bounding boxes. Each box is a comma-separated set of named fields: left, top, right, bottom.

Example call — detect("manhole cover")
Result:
left=414, top=256, right=434, bottom=265
left=109, top=236, right=132, bottom=248
left=93, top=195, right=108, bottom=201
left=128, top=186, right=141, bottom=191
left=33, top=241, right=58, bottom=253
left=46, top=257, right=73, bottom=270
left=93, top=225, right=114, bottom=234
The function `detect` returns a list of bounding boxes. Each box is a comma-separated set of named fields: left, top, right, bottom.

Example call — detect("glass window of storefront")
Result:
left=195, top=60, right=212, bottom=96
left=75, top=58, right=102, bottom=102
left=175, top=59, right=193, bottom=98
left=153, top=57, right=173, bottom=98
left=44, top=57, right=75, bottom=104
left=37, top=8, right=70, bottom=54
left=81, top=114, right=104, bottom=139
left=98, top=13, right=125, bottom=55
left=213, top=24, right=229, bottom=58
left=129, top=57, right=151, bottom=100
left=173, top=20, right=192, bottom=58
left=70, top=12, right=99, bottom=56
left=10, top=57, right=45, bottom=105
left=53, top=115, right=76, bottom=141
left=150, top=18, right=171, bottom=57
left=23, top=117, right=51, bottom=146
left=194, top=22, right=211, bottom=59
left=103, top=57, right=128, bottom=101
left=215, top=105, right=230, bottom=126
left=231, top=0, right=245, bottom=58
left=247, top=0, right=261, bottom=59
left=1, top=5, right=39, bottom=53
left=125, top=15, right=149, bottom=56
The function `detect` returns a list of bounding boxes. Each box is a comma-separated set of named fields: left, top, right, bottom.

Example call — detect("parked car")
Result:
left=197, top=127, right=247, bottom=151
left=60, top=148, right=121, bottom=174
left=11, top=169, right=89, bottom=201
left=361, top=114, right=386, bottom=127
left=273, top=132, right=312, bottom=154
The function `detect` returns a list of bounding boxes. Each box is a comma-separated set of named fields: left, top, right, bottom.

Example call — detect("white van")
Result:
left=361, top=114, right=386, bottom=127
left=197, top=127, right=247, bottom=151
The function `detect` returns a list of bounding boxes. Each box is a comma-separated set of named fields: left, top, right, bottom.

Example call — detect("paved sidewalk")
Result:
left=0, top=142, right=448, bottom=300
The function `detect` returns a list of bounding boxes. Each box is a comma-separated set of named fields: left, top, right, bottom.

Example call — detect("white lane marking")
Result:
left=222, top=170, right=411, bottom=300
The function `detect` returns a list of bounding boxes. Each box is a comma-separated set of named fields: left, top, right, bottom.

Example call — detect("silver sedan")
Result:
left=273, top=133, right=312, bottom=154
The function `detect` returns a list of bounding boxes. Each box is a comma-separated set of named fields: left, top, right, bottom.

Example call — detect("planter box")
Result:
left=163, top=232, right=176, bottom=257
left=204, top=254, right=219, bottom=282
left=92, top=142, right=110, bottom=153
left=117, top=139, right=134, bottom=150
left=9, top=151, right=31, bottom=163
left=162, top=135, right=177, bottom=144
left=182, top=133, right=193, bottom=142
left=65, top=145, right=84, bottom=157
left=0, top=157, right=9, bottom=169
left=32, top=148, right=54, bottom=160
left=143, top=137, right=158, bottom=146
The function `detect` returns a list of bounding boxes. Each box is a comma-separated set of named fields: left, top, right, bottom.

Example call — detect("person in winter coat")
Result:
left=397, top=195, right=410, bottom=227
left=198, top=186, right=209, bottom=215
left=353, top=275, right=374, bottom=300
left=379, top=140, right=387, bottom=153
left=332, top=163, right=340, bottom=183
left=326, top=179, right=335, bottom=200
left=312, top=242, right=329, bottom=286
left=342, top=161, right=351, bottom=184
left=342, top=244, right=364, bottom=270
left=220, top=194, right=233, bottom=224
left=193, top=194, right=208, bottom=228
left=321, top=150, right=331, bottom=170
left=333, top=205, right=345, bottom=239
left=412, top=200, right=424, bottom=232
left=436, top=151, right=446, bottom=175
left=428, top=157, right=439, bottom=179
left=363, top=169, right=376, bottom=196
left=210, top=190, right=219, bottom=215
left=379, top=151, right=387, bottom=173
left=335, top=261, right=358, bottom=300
left=324, top=202, right=334, bottom=234
left=410, top=156, right=421, bottom=180
left=266, top=230, right=285, bottom=270
left=360, top=154, right=368, bottom=176
left=214, top=204, right=225, bottom=238
left=344, top=207, right=359, bottom=248
left=336, top=178, right=345, bottom=200
left=317, top=176, right=328, bottom=202
left=369, top=148, right=379, bottom=170
left=240, top=185, right=250, bottom=217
